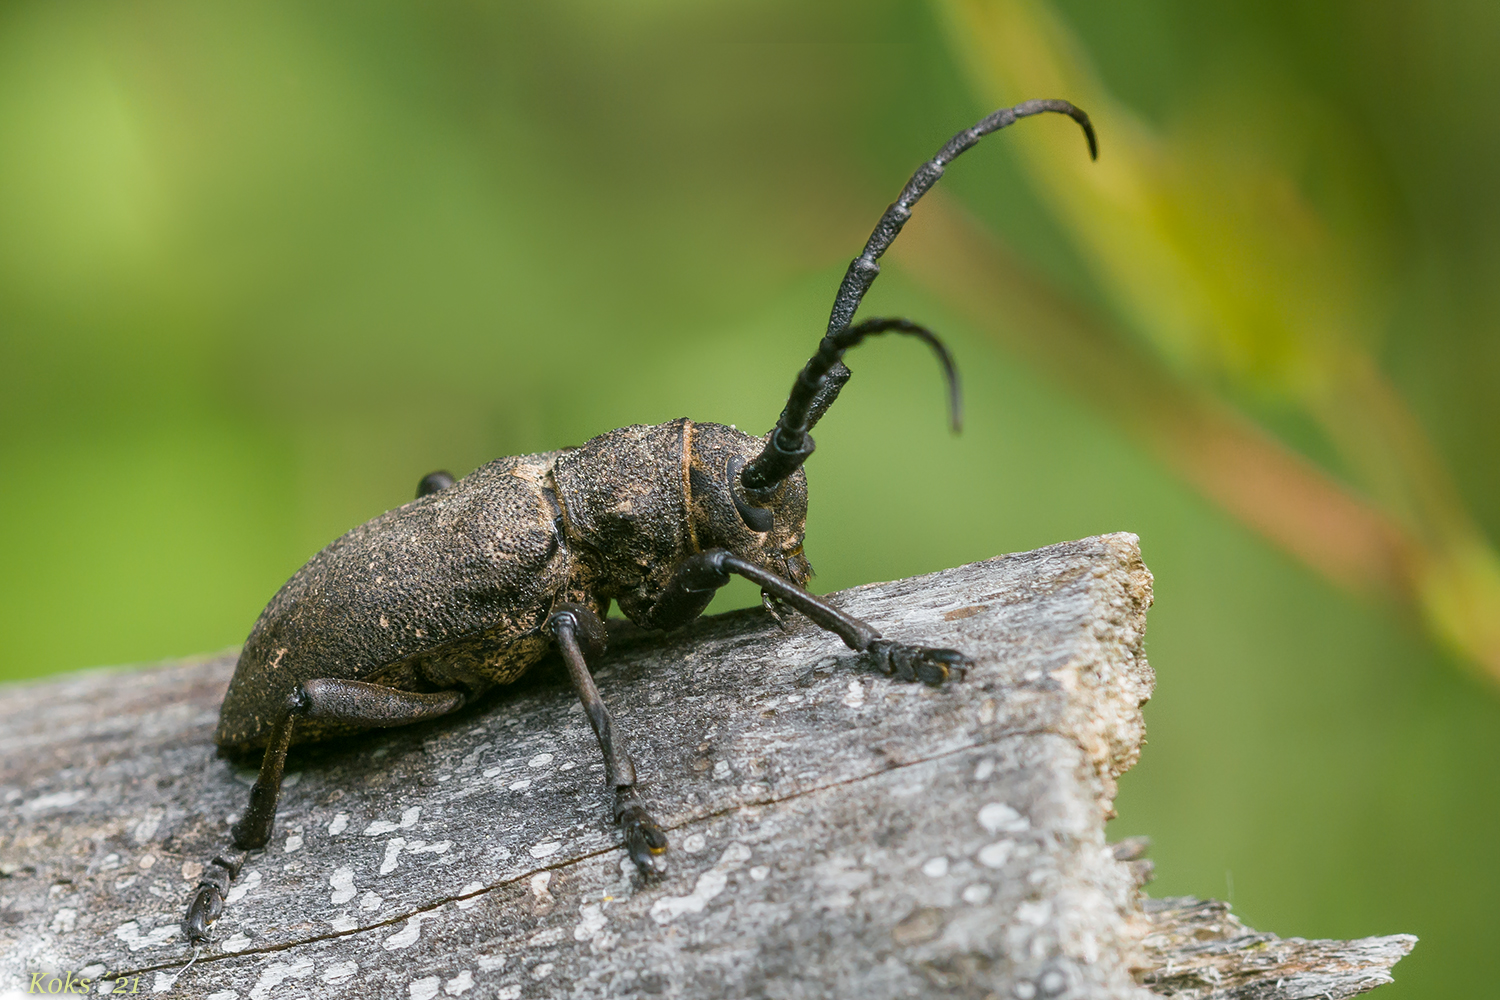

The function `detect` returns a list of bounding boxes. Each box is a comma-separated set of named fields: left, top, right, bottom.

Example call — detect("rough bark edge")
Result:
left=1134, top=896, right=1416, bottom=999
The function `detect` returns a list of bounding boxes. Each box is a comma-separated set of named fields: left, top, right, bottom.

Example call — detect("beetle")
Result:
left=182, top=98, right=1097, bottom=943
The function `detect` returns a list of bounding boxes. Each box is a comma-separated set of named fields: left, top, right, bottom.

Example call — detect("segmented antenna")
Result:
left=739, top=99, right=1096, bottom=498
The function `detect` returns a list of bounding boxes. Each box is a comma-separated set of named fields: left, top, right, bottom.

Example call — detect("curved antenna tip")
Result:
left=1063, top=103, right=1099, bottom=160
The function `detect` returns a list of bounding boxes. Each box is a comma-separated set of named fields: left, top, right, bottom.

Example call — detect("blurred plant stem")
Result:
left=920, top=0, right=1500, bottom=681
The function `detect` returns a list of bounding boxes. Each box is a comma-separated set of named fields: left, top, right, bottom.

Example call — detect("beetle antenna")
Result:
left=739, top=98, right=1095, bottom=498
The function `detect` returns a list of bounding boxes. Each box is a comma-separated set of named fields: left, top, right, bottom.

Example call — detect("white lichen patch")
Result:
left=409, top=975, right=441, bottom=1000
left=360, top=890, right=383, bottom=911
left=401, top=806, right=421, bottom=828
left=962, top=883, right=993, bottom=904
left=321, top=960, right=358, bottom=984
left=749, top=866, right=770, bottom=881
left=977, top=802, right=1028, bottom=834
left=681, top=833, right=707, bottom=854
left=330, top=867, right=357, bottom=905
left=328, top=812, right=349, bottom=835
left=284, top=832, right=303, bottom=853
left=712, top=760, right=732, bottom=780
left=530, top=963, right=554, bottom=980
left=813, top=856, right=873, bottom=911
left=114, top=920, right=178, bottom=951
left=650, top=843, right=751, bottom=923
left=978, top=841, right=1015, bottom=869
left=842, top=680, right=866, bottom=708
left=528, top=926, right=566, bottom=947
left=496, top=986, right=521, bottom=1000
left=223, top=931, right=252, bottom=953
left=1015, top=899, right=1052, bottom=926
left=444, top=970, right=475, bottom=995
left=922, top=857, right=950, bottom=878
left=529, top=840, right=561, bottom=859
left=23, top=790, right=86, bottom=812
left=530, top=872, right=553, bottom=904
left=574, top=903, right=608, bottom=941
left=50, top=907, right=76, bottom=933
left=508, top=778, right=531, bottom=791
left=383, top=914, right=424, bottom=950
left=380, top=837, right=406, bottom=874
left=249, top=958, right=313, bottom=1000
left=477, top=954, right=507, bottom=972
left=456, top=881, right=485, bottom=909
left=528, top=753, right=554, bottom=768
left=133, top=808, right=164, bottom=844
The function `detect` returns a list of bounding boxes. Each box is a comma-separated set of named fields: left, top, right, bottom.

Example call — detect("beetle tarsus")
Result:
left=616, top=788, right=668, bottom=875
left=867, top=639, right=970, bottom=686
left=182, top=850, right=246, bottom=944
left=761, top=589, right=794, bottom=631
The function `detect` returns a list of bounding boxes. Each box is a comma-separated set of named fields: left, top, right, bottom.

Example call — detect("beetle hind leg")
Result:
left=182, top=679, right=465, bottom=943
left=547, top=603, right=669, bottom=876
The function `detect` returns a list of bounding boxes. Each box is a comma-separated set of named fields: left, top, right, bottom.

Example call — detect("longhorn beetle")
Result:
left=183, top=99, right=1097, bottom=943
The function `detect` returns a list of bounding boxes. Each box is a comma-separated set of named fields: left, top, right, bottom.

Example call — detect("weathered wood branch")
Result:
left=1, top=534, right=1413, bottom=998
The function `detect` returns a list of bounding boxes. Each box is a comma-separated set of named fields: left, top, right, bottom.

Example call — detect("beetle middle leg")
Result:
left=649, top=549, right=971, bottom=686
left=545, top=603, right=669, bottom=876
left=416, top=470, right=457, bottom=497
left=182, top=680, right=465, bottom=943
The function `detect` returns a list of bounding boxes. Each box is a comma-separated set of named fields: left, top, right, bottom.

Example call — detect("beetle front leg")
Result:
left=546, top=604, right=669, bottom=876
left=183, top=680, right=465, bottom=943
left=663, top=550, right=971, bottom=686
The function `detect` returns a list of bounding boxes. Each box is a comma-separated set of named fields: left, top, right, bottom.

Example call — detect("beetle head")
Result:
left=686, top=422, right=811, bottom=585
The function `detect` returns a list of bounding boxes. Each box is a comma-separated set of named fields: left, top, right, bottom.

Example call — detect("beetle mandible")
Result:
left=182, top=98, right=1097, bottom=943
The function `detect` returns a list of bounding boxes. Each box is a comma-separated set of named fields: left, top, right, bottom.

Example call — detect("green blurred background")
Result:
left=2, top=1, right=1496, bottom=995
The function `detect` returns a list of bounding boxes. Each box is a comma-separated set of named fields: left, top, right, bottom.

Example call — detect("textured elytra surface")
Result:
left=0, top=535, right=1411, bottom=998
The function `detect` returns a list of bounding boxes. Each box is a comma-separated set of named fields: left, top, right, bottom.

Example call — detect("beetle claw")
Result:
left=867, top=640, right=971, bottom=686
left=181, top=850, right=246, bottom=944
left=616, top=789, right=668, bottom=876
left=182, top=886, right=221, bottom=944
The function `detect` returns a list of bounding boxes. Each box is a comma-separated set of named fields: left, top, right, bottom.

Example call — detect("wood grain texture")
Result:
left=0, top=534, right=1412, bottom=998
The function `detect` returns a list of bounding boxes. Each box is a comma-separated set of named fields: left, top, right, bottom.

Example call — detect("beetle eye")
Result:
left=727, top=456, right=775, bottom=533
left=735, top=496, right=774, bottom=533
